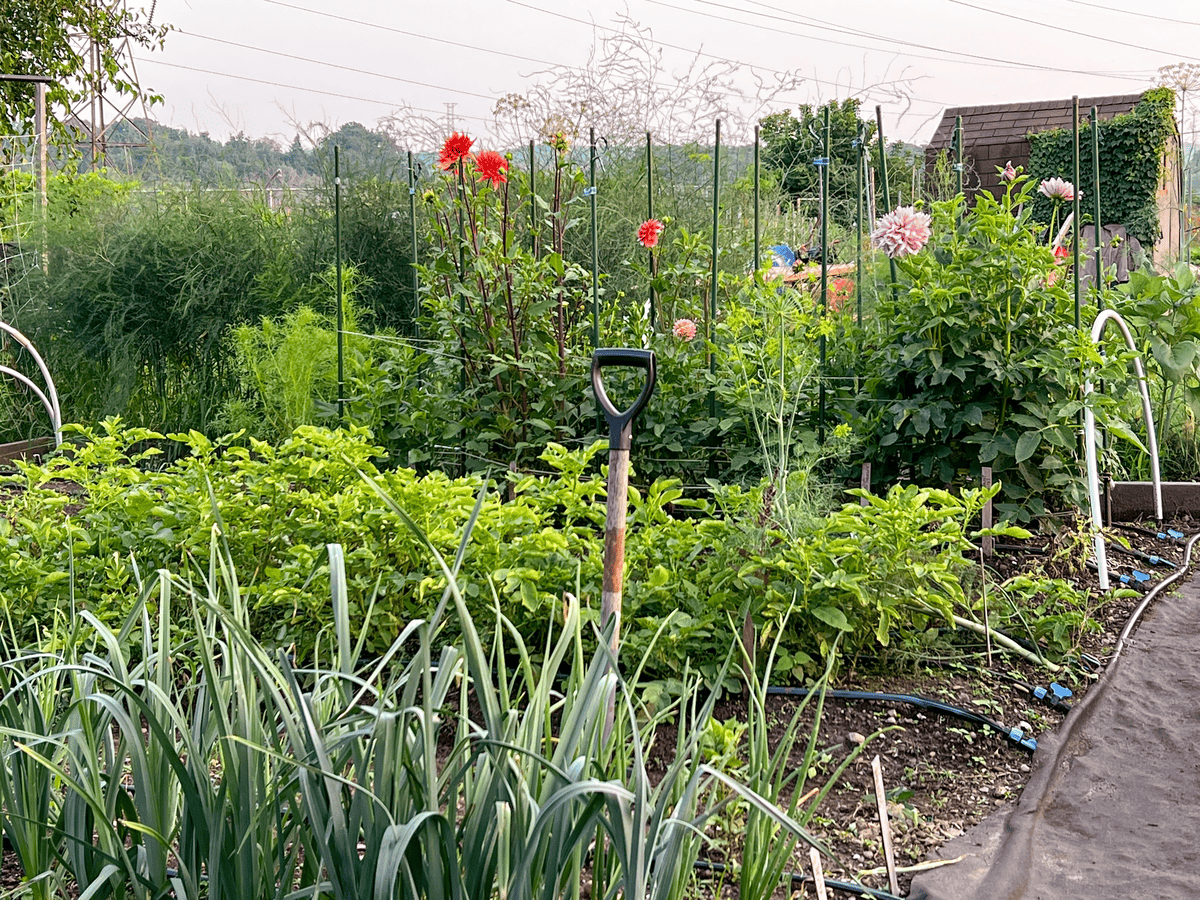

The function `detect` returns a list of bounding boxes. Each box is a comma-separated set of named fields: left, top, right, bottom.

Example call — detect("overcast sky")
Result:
left=129, top=0, right=1200, bottom=148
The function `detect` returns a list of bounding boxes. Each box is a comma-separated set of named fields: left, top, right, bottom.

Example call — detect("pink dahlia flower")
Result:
left=870, top=207, right=932, bottom=259
left=673, top=318, right=697, bottom=341
left=1038, top=177, right=1080, bottom=202
left=637, top=219, right=665, bottom=248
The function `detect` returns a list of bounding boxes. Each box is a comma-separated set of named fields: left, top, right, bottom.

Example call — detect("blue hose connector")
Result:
left=1008, top=727, right=1037, bottom=751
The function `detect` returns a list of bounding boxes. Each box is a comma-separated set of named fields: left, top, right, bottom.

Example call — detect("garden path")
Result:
left=909, top=572, right=1200, bottom=899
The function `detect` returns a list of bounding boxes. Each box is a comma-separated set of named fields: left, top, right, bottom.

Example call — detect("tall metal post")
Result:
left=708, top=119, right=721, bottom=420
left=1091, top=106, right=1104, bottom=308
left=753, top=124, right=761, bottom=272
left=856, top=124, right=866, bottom=326
left=646, top=131, right=657, bottom=329
left=1072, top=97, right=1081, bottom=333
left=818, top=106, right=829, bottom=445
left=335, top=146, right=345, bottom=423
left=590, top=126, right=600, bottom=350
left=529, top=139, right=537, bottom=257
left=407, top=150, right=419, bottom=337
left=954, top=115, right=964, bottom=198
left=35, top=80, right=48, bottom=268
left=875, top=106, right=899, bottom=303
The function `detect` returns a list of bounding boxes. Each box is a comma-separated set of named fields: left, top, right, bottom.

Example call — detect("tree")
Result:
left=0, top=0, right=167, bottom=149
left=759, top=99, right=877, bottom=227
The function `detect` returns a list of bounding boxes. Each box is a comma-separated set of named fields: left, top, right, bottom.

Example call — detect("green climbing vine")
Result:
left=1027, top=88, right=1177, bottom=245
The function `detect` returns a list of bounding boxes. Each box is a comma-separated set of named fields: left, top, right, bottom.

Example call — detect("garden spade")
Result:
left=591, top=348, right=656, bottom=732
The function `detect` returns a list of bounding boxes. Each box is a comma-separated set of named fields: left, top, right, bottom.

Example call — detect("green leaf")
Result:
left=810, top=606, right=853, bottom=632
left=1014, top=430, right=1041, bottom=464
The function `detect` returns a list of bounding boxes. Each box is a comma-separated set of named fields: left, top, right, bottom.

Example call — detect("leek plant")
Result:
left=0, top=477, right=839, bottom=900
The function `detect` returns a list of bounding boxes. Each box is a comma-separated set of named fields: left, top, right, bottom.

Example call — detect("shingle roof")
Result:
left=927, top=93, right=1144, bottom=149
left=924, top=93, right=1146, bottom=202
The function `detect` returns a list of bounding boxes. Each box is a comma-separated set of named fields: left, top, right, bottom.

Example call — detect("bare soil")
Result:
left=643, top=521, right=1192, bottom=898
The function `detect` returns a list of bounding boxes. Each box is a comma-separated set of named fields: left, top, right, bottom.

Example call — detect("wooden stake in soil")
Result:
left=871, top=755, right=900, bottom=896
left=981, top=466, right=994, bottom=557
left=981, top=546, right=993, bottom=667
left=860, top=462, right=872, bottom=506
left=809, top=847, right=828, bottom=900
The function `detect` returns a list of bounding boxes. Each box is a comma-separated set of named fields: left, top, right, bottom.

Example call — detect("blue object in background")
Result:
left=769, top=244, right=796, bottom=268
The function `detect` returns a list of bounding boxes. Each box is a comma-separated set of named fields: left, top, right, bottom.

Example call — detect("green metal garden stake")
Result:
left=708, top=119, right=721, bottom=421
left=1091, top=106, right=1104, bottom=308
left=530, top=139, right=537, bottom=257
left=407, top=150, right=419, bottom=338
left=818, top=106, right=830, bottom=445
left=753, top=124, right=761, bottom=272
left=856, top=123, right=867, bottom=327
left=590, top=127, right=600, bottom=351
left=875, top=106, right=899, bottom=304
left=335, top=145, right=344, bottom=423
left=954, top=115, right=964, bottom=199
left=647, top=131, right=657, bottom=330
left=1080, top=96, right=1089, bottom=336
left=592, top=349, right=657, bottom=737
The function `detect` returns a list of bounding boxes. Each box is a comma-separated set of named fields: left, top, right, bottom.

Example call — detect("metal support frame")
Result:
left=1084, top=309, right=1162, bottom=591
left=0, top=321, right=62, bottom=447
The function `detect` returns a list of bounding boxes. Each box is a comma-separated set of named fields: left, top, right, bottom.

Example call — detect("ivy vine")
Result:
left=1027, top=88, right=1176, bottom=245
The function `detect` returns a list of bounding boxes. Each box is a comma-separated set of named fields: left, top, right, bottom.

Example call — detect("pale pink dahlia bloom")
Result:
left=673, top=318, right=697, bottom=341
left=870, top=207, right=932, bottom=259
left=1038, top=177, right=1080, bottom=202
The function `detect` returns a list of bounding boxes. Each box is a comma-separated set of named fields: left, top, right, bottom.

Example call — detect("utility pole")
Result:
left=68, top=0, right=154, bottom=170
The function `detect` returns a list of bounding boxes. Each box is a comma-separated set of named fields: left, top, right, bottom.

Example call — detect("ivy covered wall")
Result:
left=1027, top=88, right=1177, bottom=245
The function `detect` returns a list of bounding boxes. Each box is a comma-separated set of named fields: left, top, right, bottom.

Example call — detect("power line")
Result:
left=1064, top=0, right=1200, bottom=27
left=497, top=0, right=919, bottom=100
left=250, top=0, right=823, bottom=121
left=650, top=0, right=1155, bottom=82
left=137, top=57, right=496, bottom=125
left=175, top=29, right=499, bottom=102
left=258, top=0, right=565, bottom=70
left=945, top=0, right=1200, bottom=62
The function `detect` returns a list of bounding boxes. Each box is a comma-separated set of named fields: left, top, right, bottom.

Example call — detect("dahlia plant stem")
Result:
left=501, top=176, right=521, bottom=364
left=456, top=158, right=468, bottom=395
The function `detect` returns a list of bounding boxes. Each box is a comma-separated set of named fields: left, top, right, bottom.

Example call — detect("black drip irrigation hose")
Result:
left=693, top=858, right=904, bottom=900
left=1085, top=558, right=1149, bottom=591
left=1104, top=540, right=1178, bottom=569
left=766, top=686, right=1038, bottom=751
left=1113, top=529, right=1200, bottom=660
left=1112, top=522, right=1185, bottom=544
left=934, top=661, right=1073, bottom=713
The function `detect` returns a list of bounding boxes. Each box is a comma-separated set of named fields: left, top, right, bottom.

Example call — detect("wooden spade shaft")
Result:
left=601, top=442, right=630, bottom=656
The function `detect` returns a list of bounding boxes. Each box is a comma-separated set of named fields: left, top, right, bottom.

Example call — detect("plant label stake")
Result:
left=592, top=348, right=656, bottom=734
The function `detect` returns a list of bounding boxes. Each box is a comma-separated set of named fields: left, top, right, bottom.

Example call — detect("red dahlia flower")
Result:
left=637, top=218, right=665, bottom=248
left=475, top=150, right=508, bottom=186
left=438, top=132, right=474, bottom=170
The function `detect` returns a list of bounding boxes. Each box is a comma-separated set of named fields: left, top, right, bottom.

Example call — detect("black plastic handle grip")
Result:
left=591, top=348, right=657, bottom=450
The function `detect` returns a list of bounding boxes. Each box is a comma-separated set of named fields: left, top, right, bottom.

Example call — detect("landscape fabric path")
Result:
left=909, top=571, right=1200, bottom=898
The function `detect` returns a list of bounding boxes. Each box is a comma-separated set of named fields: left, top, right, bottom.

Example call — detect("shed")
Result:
left=925, top=92, right=1182, bottom=263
